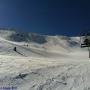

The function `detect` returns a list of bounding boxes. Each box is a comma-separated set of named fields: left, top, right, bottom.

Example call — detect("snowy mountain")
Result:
left=0, top=29, right=80, bottom=56
left=0, top=29, right=89, bottom=90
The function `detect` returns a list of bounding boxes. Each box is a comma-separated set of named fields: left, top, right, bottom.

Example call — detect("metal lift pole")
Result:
left=88, top=46, right=90, bottom=58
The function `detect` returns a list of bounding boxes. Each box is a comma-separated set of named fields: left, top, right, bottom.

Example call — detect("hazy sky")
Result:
left=0, top=0, right=89, bottom=35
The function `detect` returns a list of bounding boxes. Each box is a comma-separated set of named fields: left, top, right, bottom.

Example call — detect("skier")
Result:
left=13, top=47, right=17, bottom=51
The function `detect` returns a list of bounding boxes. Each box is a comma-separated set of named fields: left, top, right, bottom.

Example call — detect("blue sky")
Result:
left=0, top=0, right=90, bottom=36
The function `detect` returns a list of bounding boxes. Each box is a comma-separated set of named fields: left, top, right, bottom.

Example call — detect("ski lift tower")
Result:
left=80, top=30, right=90, bottom=58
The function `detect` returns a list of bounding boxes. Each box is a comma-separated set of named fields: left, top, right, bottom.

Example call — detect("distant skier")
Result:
left=13, top=47, right=17, bottom=51
left=26, top=44, right=28, bottom=47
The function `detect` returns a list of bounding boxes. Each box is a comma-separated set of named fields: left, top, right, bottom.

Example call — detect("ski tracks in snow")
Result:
left=31, top=63, right=90, bottom=90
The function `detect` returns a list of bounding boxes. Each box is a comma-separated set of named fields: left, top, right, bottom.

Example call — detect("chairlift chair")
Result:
left=80, top=32, right=90, bottom=48
left=80, top=30, right=90, bottom=58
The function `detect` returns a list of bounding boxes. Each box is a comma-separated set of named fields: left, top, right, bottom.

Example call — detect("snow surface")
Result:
left=0, top=30, right=89, bottom=90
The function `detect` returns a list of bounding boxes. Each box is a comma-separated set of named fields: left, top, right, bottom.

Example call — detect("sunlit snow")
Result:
left=0, top=29, right=89, bottom=90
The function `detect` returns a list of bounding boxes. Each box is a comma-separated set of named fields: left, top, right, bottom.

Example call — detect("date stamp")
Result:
left=0, top=87, right=17, bottom=90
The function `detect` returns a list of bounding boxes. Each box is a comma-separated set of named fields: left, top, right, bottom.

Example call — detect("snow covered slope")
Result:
left=0, top=29, right=89, bottom=90
left=0, top=29, right=81, bottom=56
